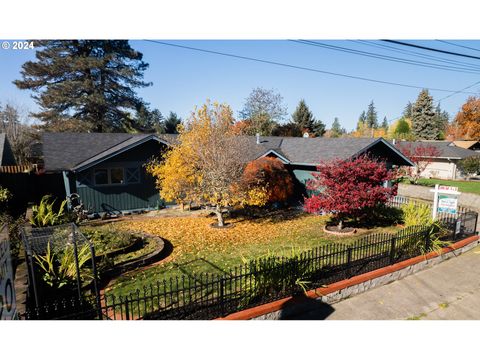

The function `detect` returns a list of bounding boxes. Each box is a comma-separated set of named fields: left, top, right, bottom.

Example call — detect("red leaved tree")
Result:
left=242, top=157, right=294, bottom=204
left=396, top=143, right=440, bottom=184
left=304, top=155, right=398, bottom=230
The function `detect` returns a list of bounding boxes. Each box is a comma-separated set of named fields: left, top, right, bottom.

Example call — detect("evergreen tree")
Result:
left=403, top=102, right=414, bottom=118
left=291, top=99, right=315, bottom=132
left=412, top=89, right=438, bottom=140
left=14, top=40, right=151, bottom=132
left=356, top=111, right=366, bottom=131
left=164, top=112, right=182, bottom=134
left=128, top=106, right=164, bottom=133
left=330, top=117, right=344, bottom=138
left=434, top=104, right=449, bottom=137
left=381, top=116, right=388, bottom=130
left=366, top=101, right=378, bottom=129
left=311, top=119, right=326, bottom=137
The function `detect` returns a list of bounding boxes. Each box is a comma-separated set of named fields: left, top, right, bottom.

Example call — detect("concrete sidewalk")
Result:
left=295, top=245, right=480, bottom=320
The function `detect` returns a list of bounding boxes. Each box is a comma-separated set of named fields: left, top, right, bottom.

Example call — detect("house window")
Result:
left=126, top=167, right=140, bottom=184
left=94, top=169, right=109, bottom=185
left=110, top=168, right=124, bottom=184
left=93, top=168, right=126, bottom=186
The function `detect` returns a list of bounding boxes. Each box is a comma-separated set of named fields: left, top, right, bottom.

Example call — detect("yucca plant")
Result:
left=30, top=195, right=68, bottom=227
left=34, top=242, right=92, bottom=289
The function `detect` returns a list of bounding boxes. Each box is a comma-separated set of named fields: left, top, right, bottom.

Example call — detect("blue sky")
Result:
left=1, top=39, right=480, bottom=131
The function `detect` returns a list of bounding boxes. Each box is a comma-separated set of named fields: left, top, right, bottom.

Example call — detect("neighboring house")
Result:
left=393, top=140, right=478, bottom=180
left=0, top=133, right=16, bottom=166
left=243, top=135, right=413, bottom=198
left=453, top=140, right=480, bottom=152
left=36, top=133, right=413, bottom=214
left=39, top=133, right=174, bottom=213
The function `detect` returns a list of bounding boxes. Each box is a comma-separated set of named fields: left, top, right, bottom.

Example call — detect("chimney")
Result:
left=256, top=133, right=260, bottom=144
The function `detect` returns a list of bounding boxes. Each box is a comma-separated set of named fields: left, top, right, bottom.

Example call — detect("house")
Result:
left=242, top=135, right=413, bottom=198
left=36, top=133, right=413, bottom=214
left=453, top=140, right=480, bottom=152
left=0, top=133, right=16, bottom=166
left=393, top=140, right=478, bottom=180
left=38, top=132, right=174, bottom=213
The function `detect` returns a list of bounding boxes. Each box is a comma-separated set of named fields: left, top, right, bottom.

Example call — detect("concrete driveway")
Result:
left=295, top=245, right=480, bottom=320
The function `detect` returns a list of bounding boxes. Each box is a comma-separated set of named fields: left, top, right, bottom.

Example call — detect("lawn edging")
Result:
left=217, top=234, right=480, bottom=320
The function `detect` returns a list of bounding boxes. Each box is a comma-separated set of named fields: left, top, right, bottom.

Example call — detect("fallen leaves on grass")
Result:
left=115, top=212, right=328, bottom=262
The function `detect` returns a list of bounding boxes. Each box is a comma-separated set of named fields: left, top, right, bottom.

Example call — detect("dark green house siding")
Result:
left=72, top=140, right=166, bottom=213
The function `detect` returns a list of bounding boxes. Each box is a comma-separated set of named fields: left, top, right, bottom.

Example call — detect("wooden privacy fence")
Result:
left=0, top=165, right=35, bottom=174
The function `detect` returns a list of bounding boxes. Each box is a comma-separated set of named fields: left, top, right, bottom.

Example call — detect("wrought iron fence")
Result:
left=21, top=209, right=478, bottom=320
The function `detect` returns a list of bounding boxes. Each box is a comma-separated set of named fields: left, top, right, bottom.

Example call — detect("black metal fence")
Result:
left=21, top=223, right=101, bottom=315
left=22, top=207, right=478, bottom=320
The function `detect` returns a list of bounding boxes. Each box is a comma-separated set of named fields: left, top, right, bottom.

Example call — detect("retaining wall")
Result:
left=219, top=234, right=480, bottom=320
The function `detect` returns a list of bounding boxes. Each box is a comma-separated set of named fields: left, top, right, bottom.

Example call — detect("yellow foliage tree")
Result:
left=147, top=100, right=269, bottom=227
left=145, top=145, right=199, bottom=210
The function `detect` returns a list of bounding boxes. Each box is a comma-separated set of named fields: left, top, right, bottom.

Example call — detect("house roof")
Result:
left=393, top=140, right=477, bottom=160
left=40, top=132, right=413, bottom=172
left=41, top=132, right=175, bottom=172
left=453, top=140, right=480, bottom=150
left=0, top=133, right=16, bottom=166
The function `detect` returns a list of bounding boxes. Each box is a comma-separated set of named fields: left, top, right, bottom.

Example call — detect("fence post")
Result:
left=219, top=277, right=225, bottom=315
left=89, top=244, right=103, bottom=320
left=346, top=247, right=353, bottom=278
left=425, top=227, right=431, bottom=252
left=71, top=223, right=82, bottom=302
left=389, top=237, right=396, bottom=265
left=125, top=299, right=130, bottom=320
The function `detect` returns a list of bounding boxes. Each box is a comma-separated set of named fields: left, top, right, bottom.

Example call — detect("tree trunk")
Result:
left=215, top=205, right=225, bottom=227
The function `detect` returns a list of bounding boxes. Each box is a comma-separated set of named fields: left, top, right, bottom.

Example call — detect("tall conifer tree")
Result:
left=14, top=40, right=151, bottom=132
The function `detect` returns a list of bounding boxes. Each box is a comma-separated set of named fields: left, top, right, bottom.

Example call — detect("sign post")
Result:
left=0, top=225, right=17, bottom=320
left=430, top=184, right=461, bottom=219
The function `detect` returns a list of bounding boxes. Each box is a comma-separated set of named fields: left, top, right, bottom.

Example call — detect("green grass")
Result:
left=105, top=211, right=401, bottom=298
left=405, top=178, right=480, bottom=195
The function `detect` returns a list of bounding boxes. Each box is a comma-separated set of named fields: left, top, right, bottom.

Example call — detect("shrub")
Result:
left=81, top=226, right=135, bottom=255
left=401, top=202, right=432, bottom=227
left=0, top=213, right=25, bottom=261
left=458, top=155, right=480, bottom=179
left=242, top=157, right=294, bottom=205
left=30, top=195, right=68, bottom=227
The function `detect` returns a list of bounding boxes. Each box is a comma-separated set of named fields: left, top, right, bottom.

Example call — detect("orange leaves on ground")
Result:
left=116, top=213, right=326, bottom=262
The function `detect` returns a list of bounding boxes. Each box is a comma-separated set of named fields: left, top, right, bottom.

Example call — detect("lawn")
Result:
left=104, top=210, right=401, bottom=297
left=406, top=178, right=480, bottom=195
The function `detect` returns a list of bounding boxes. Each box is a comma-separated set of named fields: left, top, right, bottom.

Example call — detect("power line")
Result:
left=382, top=40, right=480, bottom=60
left=436, top=40, right=480, bottom=53
left=387, top=79, right=480, bottom=125
left=351, top=40, right=480, bottom=71
left=292, top=39, right=480, bottom=74
left=144, top=40, right=478, bottom=94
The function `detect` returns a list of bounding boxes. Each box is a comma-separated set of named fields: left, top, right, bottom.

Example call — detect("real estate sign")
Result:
left=0, top=225, right=16, bottom=320
left=430, top=184, right=461, bottom=219
left=437, top=195, right=458, bottom=214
